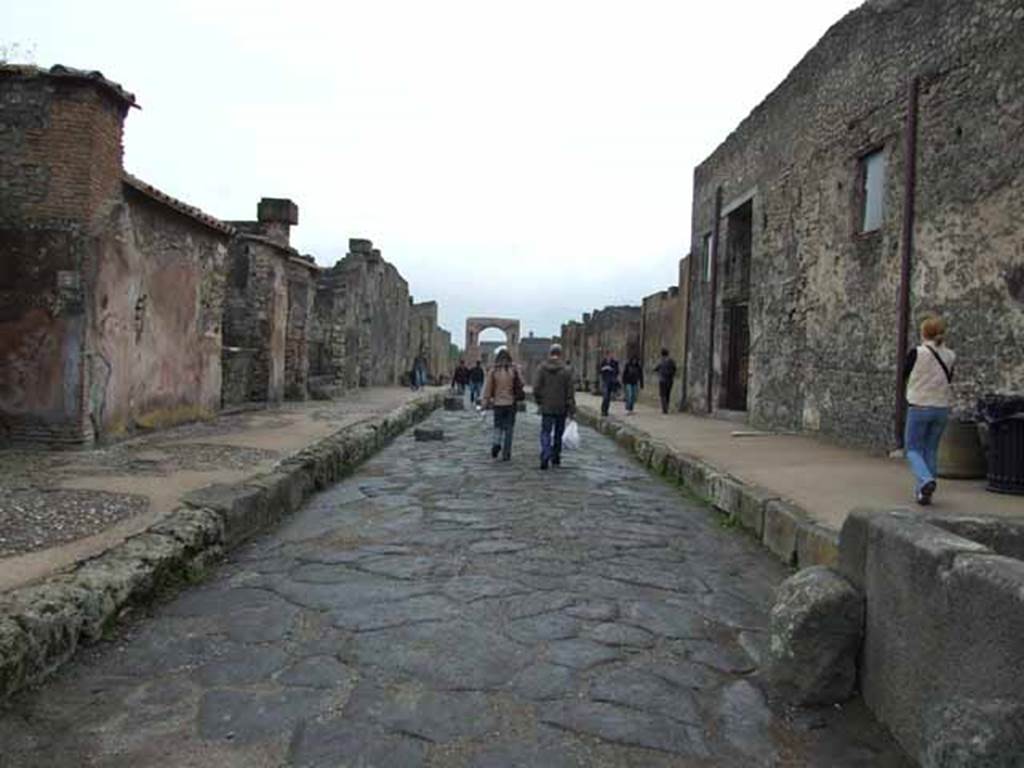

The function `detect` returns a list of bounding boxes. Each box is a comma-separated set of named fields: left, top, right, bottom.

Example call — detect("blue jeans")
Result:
left=600, top=381, right=615, bottom=415
left=540, top=414, right=566, bottom=463
left=905, top=406, right=949, bottom=492
left=469, top=382, right=482, bottom=403
left=493, top=406, right=516, bottom=459
left=624, top=383, right=639, bottom=412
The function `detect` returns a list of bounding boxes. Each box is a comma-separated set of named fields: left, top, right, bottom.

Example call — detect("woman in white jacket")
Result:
left=903, top=316, right=956, bottom=505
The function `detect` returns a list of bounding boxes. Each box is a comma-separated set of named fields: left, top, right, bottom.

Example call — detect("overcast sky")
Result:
left=4, top=0, right=862, bottom=343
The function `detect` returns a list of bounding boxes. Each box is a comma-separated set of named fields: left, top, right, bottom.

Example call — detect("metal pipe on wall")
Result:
left=680, top=253, right=693, bottom=410
left=706, top=186, right=723, bottom=414
left=894, top=76, right=920, bottom=447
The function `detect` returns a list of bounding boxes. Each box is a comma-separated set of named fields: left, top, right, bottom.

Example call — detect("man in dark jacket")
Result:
left=597, top=351, right=620, bottom=417
left=533, top=344, right=576, bottom=470
left=654, top=348, right=678, bottom=414
left=468, top=360, right=485, bottom=404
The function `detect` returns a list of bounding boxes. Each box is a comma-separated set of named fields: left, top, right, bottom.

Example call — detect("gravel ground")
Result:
left=0, top=487, right=149, bottom=557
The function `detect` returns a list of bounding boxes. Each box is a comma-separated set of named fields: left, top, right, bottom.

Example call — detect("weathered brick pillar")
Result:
left=0, top=65, right=134, bottom=445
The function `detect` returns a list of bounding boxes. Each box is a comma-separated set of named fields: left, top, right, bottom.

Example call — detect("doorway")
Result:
left=721, top=200, right=752, bottom=412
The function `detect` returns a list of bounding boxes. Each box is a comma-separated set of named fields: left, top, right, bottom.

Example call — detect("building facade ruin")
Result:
left=0, top=65, right=454, bottom=445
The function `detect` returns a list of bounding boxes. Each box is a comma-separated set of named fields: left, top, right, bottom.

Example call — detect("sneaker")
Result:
left=920, top=480, right=936, bottom=505
left=552, top=455, right=561, bottom=467
left=540, top=459, right=549, bottom=471
left=502, top=454, right=511, bottom=462
left=491, top=445, right=500, bottom=459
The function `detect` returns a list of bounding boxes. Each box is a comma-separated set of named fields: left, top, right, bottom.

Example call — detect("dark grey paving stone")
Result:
left=354, top=620, right=532, bottom=690
left=163, top=586, right=284, bottom=618
left=712, top=679, right=779, bottom=765
left=193, top=645, right=289, bottom=687
left=505, top=662, right=578, bottom=701
left=564, top=600, right=619, bottom=621
left=588, top=665, right=702, bottom=725
left=224, top=603, right=300, bottom=643
left=345, top=682, right=498, bottom=742
left=277, top=655, right=357, bottom=690
left=539, top=700, right=708, bottom=757
left=442, top=575, right=530, bottom=603
left=619, top=599, right=709, bottom=640
left=196, top=688, right=324, bottom=744
left=331, top=594, right=454, bottom=631
left=687, top=638, right=758, bottom=674
left=505, top=612, right=580, bottom=643
left=290, top=720, right=427, bottom=768
left=544, top=639, right=622, bottom=670
left=587, top=622, right=655, bottom=648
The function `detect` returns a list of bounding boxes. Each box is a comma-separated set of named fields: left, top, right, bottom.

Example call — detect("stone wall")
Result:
left=518, top=333, right=553, bottom=388
left=223, top=199, right=316, bottom=405
left=559, top=307, right=641, bottom=392
left=309, top=240, right=413, bottom=393
left=684, top=0, right=1024, bottom=450
left=640, top=256, right=690, bottom=407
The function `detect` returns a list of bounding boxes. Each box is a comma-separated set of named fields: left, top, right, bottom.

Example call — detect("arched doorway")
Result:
left=465, top=317, right=521, bottom=365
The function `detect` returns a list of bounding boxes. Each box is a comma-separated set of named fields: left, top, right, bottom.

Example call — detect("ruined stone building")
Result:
left=517, top=332, right=553, bottom=387
left=223, top=198, right=317, bottom=406
left=0, top=65, right=453, bottom=445
left=408, top=300, right=455, bottom=384
left=640, top=257, right=691, bottom=407
left=683, top=0, right=1024, bottom=449
left=0, top=66, right=232, bottom=445
left=559, top=306, right=642, bottom=393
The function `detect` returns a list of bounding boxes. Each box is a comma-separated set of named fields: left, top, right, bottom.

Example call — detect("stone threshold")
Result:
left=575, top=405, right=838, bottom=570
left=0, top=392, right=445, bottom=704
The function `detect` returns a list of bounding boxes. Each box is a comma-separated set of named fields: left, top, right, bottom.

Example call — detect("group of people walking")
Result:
left=444, top=315, right=950, bottom=506
left=455, top=345, right=576, bottom=469
left=598, top=348, right=678, bottom=417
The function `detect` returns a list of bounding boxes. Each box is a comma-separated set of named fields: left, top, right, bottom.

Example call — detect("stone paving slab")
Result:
left=0, top=405, right=911, bottom=766
left=0, top=391, right=445, bottom=704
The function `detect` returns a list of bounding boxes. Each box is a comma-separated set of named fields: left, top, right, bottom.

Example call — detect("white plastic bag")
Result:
left=563, top=419, right=580, bottom=451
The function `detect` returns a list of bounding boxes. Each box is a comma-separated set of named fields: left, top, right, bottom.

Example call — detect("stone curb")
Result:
left=0, top=392, right=445, bottom=703
left=575, top=406, right=839, bottom=569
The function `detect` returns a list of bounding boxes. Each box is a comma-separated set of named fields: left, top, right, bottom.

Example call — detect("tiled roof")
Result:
left=122, top=174, right=236, bottom=236
left=0, top=64, right=138, bottom=108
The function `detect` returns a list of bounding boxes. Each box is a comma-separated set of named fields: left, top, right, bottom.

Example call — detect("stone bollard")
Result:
left=414, top=428, right=444, bottom=442
left=765, top=566, right=864, bottom=705
left=443, top=395, right=465, bottom=411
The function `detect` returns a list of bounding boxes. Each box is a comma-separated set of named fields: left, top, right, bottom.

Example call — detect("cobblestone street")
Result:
left=0, top=407, right=909, bottom=767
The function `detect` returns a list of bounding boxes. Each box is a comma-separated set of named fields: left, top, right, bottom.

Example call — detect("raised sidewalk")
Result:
left=574, top=393, right=1022, bottom=567
left=0, top=388, right=444, bottom=701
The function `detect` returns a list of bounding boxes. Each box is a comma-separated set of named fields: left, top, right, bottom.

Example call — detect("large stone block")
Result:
left=795, top=520, right=839, bottom=568
left=766, top=566, right=864, bottom=705
left=762, top=499, right=806, bottom=566
left=859, top=513, right=1024, bottom=761
left=922, top=697, right=1024, bottom=768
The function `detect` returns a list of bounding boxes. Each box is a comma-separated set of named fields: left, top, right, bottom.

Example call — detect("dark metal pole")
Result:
left=706, top=186, right=723, bottom=414
left=895, top=77, right=919, bottom=448
left=680, top=254, right=693, bottom=411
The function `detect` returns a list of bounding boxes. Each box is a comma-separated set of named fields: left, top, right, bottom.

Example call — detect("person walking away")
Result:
left=453, top=360, right=469, bottom=395
left=482, top=349, right=523, bottom=461
left=904, top=316, right=955, bottom=505
left=411, top=355, right=428, bottom=390
left=598, top=351, right=620, bottom=417
left=468, top=360, right=485, bottom=404
left=654, top=348, right=678, bottom=415
left=622, top=356, right=643, bottom=415
left=534, top=344, right=576, bottom=469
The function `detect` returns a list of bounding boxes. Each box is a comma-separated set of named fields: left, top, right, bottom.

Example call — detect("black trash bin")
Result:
left=978, top=395, right=1024, bottom=495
